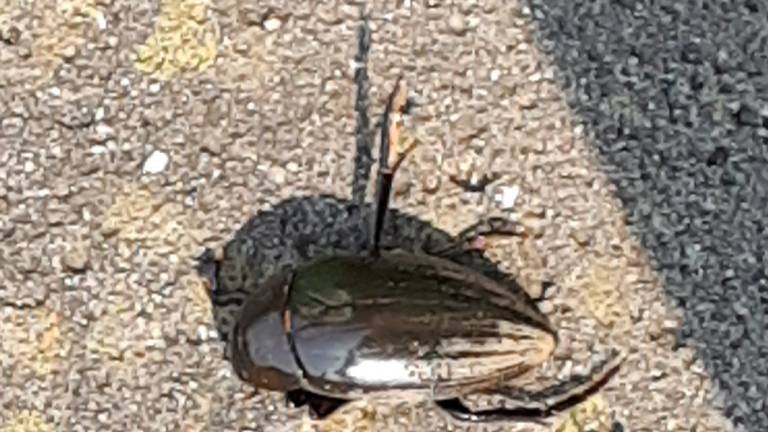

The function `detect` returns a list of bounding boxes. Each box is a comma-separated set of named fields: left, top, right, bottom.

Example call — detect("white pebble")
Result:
left=263, top=17, right=282, bottom=32
left=61, top=45, right=77, bottom=59
left=95, top=123, right=115, bottom=138
left=270, top=166, right=286, bottom=184
left=148, top=82, right=161, bottom=94
left=142, top=150, right=170, bottom=174
left=447, top=13, right=466, bottom=34
left=90, top=145, right=108, bottom=154
left=94, top=106, right=105, bottom=121
left=496, top=185, right=520, bottom=210
left=490, top=69, right=501, bottom=82
left=94, top=11, right=107, bottom=30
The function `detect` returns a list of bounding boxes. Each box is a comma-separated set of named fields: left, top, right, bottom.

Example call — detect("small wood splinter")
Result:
left=384, top=76, right=418, bottom=175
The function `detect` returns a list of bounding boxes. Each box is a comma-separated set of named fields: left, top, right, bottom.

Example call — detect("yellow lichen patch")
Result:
left=101, top=188, right=209, bottom=259
left=552, top=396, right=614, bottom=432
left=579, top=253, right=631, bottom=331
left=1, top=410, right=53, bottom=432
left=134, top=0, right=219, bottom=79
left=0, top=0, right=105, bottom=88
left=1, top=307, right=70, bottom=377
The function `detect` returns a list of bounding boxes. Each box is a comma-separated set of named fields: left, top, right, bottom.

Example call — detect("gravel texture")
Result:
left=0, top=1, right=765, bottom=431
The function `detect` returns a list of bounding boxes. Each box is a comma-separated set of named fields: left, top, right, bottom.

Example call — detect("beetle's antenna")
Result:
left=369, top=76, right=410, bottom=256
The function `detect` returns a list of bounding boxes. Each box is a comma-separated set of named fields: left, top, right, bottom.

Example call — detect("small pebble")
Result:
left=1, top=25, right=21, bottom=45
left=571, top=229, right=592, bottom=247
left=447, top=13, right=466, bottom=35
left=495, top=185, right=520, bottom=210
left=270, top=166, right=286, bottom=184
left=263, top=17, right=282, bottom=32
left=422, top=176, right=440, bottom=193
left=63, top=243, right=90, bottom=272
left=2, top=116, right=25, bottom=136
left=60, top=45, right=77, bottom=60
left=142, top=150, right=170, bottom=174
left=90, top=145, right=108, bottom=155
left=538, top=299, right=555, bottom=314
left=94, top=124, right=115, bottom=142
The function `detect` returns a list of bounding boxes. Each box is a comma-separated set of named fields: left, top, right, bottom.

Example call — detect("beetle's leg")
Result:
left=369, top=76, right=411, bottom=257
left=434, top=399, right=549, bottom=424
left=448, top=172, right=502, bottom=193
left=426, top=217, right=525, bottom=258
left=426, top=218, right=557, bottom=302
left=286, top=390, right=350, bottom=420
left=456, top=217, right=526, bottom=248
left=435, top=352, right=624, bottom=423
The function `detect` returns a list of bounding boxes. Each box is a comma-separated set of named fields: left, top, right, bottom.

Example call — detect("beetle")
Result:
left=200, top=76, right=624, bottom=423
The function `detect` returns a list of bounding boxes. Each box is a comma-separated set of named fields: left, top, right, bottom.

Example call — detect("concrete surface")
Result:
left=1, top=0, right=765, bottom=431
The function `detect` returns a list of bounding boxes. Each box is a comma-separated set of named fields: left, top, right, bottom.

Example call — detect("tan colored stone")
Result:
left=63, top=241, right=90, bottom=271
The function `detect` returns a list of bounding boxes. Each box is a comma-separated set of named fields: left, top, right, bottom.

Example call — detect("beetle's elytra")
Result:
left=202, top=76, right=624, bottom=423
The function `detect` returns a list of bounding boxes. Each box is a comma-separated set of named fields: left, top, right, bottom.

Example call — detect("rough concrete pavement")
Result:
left=1, top=1, right=766, bottom=431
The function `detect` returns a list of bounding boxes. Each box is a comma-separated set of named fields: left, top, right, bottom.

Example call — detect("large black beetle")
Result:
left=201, top=77, right=623, bottom=423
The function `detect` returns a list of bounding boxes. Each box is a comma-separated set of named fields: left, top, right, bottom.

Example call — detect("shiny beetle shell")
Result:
left=231, top=252, right=557, bottom=402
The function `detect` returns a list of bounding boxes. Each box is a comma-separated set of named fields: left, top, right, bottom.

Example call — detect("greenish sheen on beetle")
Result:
left=202, top=76, right=624, bottom=423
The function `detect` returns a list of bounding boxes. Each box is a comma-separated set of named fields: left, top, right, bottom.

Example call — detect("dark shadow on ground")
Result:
left=525, top=0, right=768, bottom=429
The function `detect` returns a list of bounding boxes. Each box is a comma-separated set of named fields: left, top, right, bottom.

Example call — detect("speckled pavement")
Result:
left=1, top=1, right=766, bottom=431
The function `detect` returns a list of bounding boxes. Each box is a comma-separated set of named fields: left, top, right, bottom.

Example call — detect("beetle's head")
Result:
left=230, top=271, right=303, bottom=392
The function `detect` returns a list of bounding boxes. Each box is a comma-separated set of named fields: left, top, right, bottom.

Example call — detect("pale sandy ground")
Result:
left=1, top=1, right=766, bottom=431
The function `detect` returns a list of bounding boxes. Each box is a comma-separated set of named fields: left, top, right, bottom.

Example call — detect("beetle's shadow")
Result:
left=201, top=193, right=532, bottom=356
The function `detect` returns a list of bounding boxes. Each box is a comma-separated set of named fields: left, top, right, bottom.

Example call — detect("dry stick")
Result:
left=386, top=77, right=409, bottom=171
